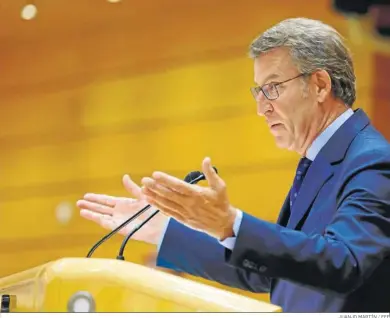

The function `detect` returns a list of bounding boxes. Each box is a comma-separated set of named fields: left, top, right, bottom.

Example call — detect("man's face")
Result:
left=253, top=48, right=318, bottom=151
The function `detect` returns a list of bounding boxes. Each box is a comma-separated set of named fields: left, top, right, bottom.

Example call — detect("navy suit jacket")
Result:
left=156, top=109, right=390, bottom=312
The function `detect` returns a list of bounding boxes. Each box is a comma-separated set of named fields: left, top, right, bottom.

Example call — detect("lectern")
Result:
left=0, top=258, right=280, bottom=312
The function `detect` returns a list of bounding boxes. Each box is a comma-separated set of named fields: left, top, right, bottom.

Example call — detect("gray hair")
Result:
left=249, top=18, right=356, bottom=106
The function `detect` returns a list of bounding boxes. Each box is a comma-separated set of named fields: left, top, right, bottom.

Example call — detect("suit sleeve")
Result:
left=156, top=218, right=271, bottom=293
left=227, top=153, right=390, bottom=294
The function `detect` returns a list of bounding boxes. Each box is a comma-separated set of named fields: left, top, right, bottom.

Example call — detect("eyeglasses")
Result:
left=250, top=73, right=308, bottom=101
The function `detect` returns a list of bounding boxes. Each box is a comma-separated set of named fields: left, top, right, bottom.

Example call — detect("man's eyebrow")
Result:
left=255, top=73, right=280, bottom=86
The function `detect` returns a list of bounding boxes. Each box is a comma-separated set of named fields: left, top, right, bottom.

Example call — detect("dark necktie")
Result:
left=290, top=157, right=312, bottom=208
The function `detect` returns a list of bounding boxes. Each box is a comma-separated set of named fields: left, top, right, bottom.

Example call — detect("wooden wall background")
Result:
left=0, top=0, right=389, bottom=302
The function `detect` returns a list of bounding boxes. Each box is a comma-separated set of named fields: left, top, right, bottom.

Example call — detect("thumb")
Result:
left=202, top=157, right=222, bottom=190
left=122, top=174, right=144, bottom=200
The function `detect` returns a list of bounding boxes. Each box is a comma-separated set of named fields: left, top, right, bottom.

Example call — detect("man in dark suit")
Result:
left=77, top=18, right=390, bottom=312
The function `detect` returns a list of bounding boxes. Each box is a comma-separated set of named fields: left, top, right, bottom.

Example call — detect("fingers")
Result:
left=77, top=199, right=114, bottom=215
left=82, top=193, right=117, bottom=207
left=80, top=209, right=102, bottom=222
left=202, top=157, right=224, bottom=191
left=145, top=196, right=185, bottom=222
left=123, top=174, right=143, bottom=199
left=150, top=172, right=195, bottom=195
left=80, top=209, right=124, bottom=233
left=141, top=177, right=191, bottom=201
left=142, top=186, right=184, bottom=218
left=80, top=209, right=112, bottom=227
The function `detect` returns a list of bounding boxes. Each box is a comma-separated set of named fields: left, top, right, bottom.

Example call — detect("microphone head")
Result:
left=184, top=167, right=219, bottom=184
left=184, top=171, right=204, bottom=183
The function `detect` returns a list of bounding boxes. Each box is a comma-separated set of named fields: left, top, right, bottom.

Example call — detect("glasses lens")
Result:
left=263, top=84, right=278, bottom=100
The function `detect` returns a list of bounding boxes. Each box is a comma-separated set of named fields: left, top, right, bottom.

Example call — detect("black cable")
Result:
left=116, top=209, right=160, bottom=260
left=86, top=167, right=217, bottom=259
left=86, top=204, right=151, bottom=257
left=116, top=171, right=211, bottom=260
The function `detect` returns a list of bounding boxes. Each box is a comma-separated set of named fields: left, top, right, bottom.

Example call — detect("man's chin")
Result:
left=273, top=136, right=292, bottom=150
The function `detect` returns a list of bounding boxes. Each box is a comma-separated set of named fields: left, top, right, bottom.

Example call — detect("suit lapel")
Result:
left=286, top=155, right=333, bottom=229
left=276, top=189, right=292, bottom=227
left=285, top=109, right=370, bottom=230
left=282, top=108, right=370, bottom=230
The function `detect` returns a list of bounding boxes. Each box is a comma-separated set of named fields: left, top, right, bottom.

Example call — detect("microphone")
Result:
left=183, top=166, right=217, bottom=183
left=115, top=166, right=218, bottom=261
left=86, top=167, right=218, bottom=259
left=184, top=170, right=204, bottom=183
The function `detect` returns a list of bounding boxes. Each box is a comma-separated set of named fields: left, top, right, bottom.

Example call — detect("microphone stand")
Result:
left=115, top=172, right=207, bottom=260
left=86, top=168, right=217, bottom=259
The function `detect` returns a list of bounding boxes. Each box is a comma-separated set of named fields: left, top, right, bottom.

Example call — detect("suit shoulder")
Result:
left=345, top=124, right=390, bottom=167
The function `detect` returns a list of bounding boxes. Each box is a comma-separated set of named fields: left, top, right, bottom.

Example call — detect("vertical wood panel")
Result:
left=372, top=54, right=390, bottom=140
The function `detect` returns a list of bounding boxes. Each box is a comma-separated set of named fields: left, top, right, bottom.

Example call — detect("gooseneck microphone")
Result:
left=86, top=167, right=218, bottom=259
left=115, top=169, right=217, bottom=260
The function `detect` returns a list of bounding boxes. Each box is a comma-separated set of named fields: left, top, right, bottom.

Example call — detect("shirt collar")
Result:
left=306, top=108, right=354, bottom=161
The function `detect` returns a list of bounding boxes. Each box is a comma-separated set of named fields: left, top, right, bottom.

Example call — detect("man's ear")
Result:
left=312, top=70, right=332, bottom=103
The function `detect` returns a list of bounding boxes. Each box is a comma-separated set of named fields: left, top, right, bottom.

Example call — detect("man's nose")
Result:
left=256, top=94, right=271, bottom=116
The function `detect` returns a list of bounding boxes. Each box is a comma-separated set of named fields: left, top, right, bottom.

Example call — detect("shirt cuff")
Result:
left=218, top=209, right=243, bottom=250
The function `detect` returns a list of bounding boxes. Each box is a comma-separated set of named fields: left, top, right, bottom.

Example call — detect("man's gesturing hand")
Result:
left=141, top=157, right=237, bottom=240
left=77, top=174, right=168, bottom=245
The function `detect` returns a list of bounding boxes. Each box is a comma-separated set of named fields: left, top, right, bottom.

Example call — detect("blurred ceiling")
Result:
left=0, top=0, right=351, bottom=43
left=0, top=1, right=352, bottom=92
left=0, top=1, right=389, bottom=48
left=0, top=0, right=389, bottom=100
left=0, top=0, right=204, bottom=41
left=2, top=1, right=390, bottom=45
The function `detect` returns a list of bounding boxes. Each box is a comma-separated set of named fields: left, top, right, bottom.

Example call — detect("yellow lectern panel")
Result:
left=0, top=258, right=280, bottom=312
